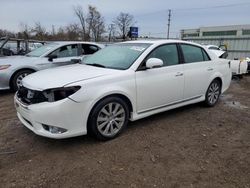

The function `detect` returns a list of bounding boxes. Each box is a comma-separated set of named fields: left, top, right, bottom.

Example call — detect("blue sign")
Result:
left=130, top=27, right=138, bottom=38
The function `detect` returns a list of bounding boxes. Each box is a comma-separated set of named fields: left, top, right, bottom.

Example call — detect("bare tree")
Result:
left=108, top=24, right=115, bottom=42
left=114, top=12, right=135, bottom=40
left=73, top=5, right=86, bottom=40
left=86, top=5, right=105, bottom=41
left=0, top=29, right=15, bottom=38
left=65, top=23, right=81, bottom=40
left=55, top=26, right=67, bottom=40
left=19, top=22, right=31, bottom=39
left=31, top=22, right=47, bottom=40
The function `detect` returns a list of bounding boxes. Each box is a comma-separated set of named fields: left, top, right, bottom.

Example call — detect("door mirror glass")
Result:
left=48, top=54, right=57, bottom=62
left=71, top=58, right=81, bottom=64
left=146, top=58, right=163, bottom=69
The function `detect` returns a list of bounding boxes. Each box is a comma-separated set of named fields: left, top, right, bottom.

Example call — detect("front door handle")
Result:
left=175, top=72, right=184, bottom=77
left=207, top=67, right=214, bottom=71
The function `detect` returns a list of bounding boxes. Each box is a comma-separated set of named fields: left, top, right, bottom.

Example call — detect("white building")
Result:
left=181, top=25, right=250, bottom=59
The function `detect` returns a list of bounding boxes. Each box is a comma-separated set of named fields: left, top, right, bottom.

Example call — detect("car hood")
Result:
left=22, top=64, right=120, bottom=90
left=0, top=55, right=39, bottom=65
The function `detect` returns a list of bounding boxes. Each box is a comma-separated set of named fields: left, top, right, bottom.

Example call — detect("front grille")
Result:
left=17, top=87, right=47, bottom=105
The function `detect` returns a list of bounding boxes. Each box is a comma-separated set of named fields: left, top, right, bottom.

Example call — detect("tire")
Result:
left=11, top=70, right=34, bottom=91
left=88, top=97, right=129, bottom=141
left=204, top=79, right=221, bottom=107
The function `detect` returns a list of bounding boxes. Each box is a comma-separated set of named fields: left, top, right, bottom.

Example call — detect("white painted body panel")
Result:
left=15, top=40, right=232, bottom=139
left=205, top=45, right=248, bottom=76
left=135, top=64, right=184, bottom=113
left=230, top=60, right=248, bottom=75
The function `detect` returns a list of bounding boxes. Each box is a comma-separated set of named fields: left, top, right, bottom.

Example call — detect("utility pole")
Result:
left=167, top=9, right=171, bottom=39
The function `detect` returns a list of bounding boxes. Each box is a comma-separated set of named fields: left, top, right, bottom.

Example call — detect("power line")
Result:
left=174, top=2, right=250, bottom=11
left=135, top=2, right=250, bottom=17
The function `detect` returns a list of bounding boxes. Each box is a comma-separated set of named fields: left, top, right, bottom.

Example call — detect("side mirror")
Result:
left=71, top=58, right=81, bottom=64
left=146, top=58, right=163, bottom=69
left=48, top=54, right=57, bottom=62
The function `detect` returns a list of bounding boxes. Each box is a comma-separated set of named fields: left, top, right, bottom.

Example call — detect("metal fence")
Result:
left=183, top=36, right=250, bottom=59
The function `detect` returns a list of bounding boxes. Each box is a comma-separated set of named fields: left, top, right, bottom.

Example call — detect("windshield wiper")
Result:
left=85, top=63, right=106, bottom=68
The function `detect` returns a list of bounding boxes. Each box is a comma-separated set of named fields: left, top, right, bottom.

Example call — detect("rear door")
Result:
left=180, top=44, right=215, bottom=99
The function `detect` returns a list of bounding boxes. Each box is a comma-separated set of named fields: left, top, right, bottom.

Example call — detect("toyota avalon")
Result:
left=15, top=40, right=232, bottom=140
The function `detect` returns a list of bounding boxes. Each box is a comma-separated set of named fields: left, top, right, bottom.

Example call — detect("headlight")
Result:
left=43, top=86, right=81, bottom=102
left=0, top=64, right=11, bottom=70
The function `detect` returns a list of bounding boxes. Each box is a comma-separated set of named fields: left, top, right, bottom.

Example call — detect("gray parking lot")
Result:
left=0, top=75, right=250, bottom=188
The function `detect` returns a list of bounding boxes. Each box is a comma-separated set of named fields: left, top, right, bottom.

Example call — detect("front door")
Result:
left=49, top=44, right=80, bottom=67
left=135, top=44, right=184, bottom=113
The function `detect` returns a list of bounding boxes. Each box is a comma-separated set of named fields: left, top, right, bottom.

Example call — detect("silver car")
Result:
left=0, top=41, right=104, bottom=91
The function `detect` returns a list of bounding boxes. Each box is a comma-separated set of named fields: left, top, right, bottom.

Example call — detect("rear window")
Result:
left=181, top=44, right=210, bottom=63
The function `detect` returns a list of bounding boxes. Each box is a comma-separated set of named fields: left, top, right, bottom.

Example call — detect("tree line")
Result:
left=0, top=5, right=135, bottom=42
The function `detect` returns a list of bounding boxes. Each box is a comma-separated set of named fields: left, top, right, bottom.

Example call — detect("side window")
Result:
left=181, top=44, right=209, bottom=63
left=146, top=44, right=179, bottom=66
left=82, top=44, right=99, bottom=55
left=50, top=44, right=78, bottom=58
left=202, top=49, right=210, bottom=61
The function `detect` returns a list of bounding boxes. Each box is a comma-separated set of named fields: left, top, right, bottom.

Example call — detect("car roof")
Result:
left=204, top=45, right=219, bottom=48
left=121, top=39, right=204, bottom=48
left=47, top=41, right=104, bottom=47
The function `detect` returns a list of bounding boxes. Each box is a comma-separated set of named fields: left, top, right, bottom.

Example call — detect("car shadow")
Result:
left=29, top=102, right=204, bottom=149
left=35, top=133, right=97, bottom=147
left=127, top=102, right=203, bottom=131
left=0, top=89, right=14, bottom=96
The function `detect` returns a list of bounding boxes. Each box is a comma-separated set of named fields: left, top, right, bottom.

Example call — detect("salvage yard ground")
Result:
left=0, top=75, right=250, bottom=188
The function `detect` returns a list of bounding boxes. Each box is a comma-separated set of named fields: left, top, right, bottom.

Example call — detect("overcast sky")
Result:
left=0, top=0, right=249, bottom=38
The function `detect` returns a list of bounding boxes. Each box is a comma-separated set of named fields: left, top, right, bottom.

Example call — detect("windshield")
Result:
left=83, top=43, right=151, bottom=70
left=26, top=43, right=58, bottom=57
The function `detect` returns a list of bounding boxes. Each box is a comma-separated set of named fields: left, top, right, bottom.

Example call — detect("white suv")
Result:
left=15, top=40, right=232, bottom=140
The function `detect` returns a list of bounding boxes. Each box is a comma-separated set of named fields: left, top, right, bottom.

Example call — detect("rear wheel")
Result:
left=11, top=70, right=34, bottom=91
left=88, top=97, right=129, bottom=141
left=204, top=79, right=221, bottom=107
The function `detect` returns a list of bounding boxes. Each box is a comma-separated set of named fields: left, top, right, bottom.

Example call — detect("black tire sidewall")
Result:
left=88, top=97, right=129, bottom=141
left=11, top=70, right=33, bottom=91
left=205, top=79, right=221, bottom=107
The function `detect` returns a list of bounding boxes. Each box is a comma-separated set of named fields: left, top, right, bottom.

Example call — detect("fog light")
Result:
left=42, top=124, right=67, bottom=134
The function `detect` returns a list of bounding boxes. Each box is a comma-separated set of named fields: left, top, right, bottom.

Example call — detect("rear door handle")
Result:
left=207, top=67, right=214, bottom=71
left=175, top=72, right=184, bottom=77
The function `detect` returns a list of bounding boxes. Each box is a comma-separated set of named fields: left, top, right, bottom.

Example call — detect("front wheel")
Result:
left=204, top=79, right=221, bottom=107
left=88, top=97, right=129, bottom=141
left=11, top=70, right=34, bottom=91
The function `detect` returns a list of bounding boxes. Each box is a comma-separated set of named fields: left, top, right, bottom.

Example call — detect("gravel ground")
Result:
left=0, top=75, right=250, bottom=188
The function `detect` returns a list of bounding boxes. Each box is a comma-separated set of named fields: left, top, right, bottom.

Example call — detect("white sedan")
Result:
left=15, top=40, right=232, bottom=140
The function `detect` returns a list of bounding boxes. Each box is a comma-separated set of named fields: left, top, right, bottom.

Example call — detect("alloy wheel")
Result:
left=96, top=102, right=125, bottom=137
left=16, top=73, right=29, bottom=88
left=207, top=82, right=220, bottom=105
